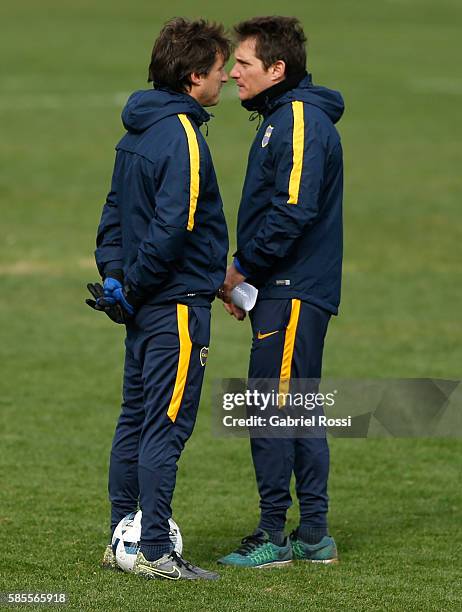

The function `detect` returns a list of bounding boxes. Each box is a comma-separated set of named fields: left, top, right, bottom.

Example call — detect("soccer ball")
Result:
left=111, top=510, right=183, bottom=572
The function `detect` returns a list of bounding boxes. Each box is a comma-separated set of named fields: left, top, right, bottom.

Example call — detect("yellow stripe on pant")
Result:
left=279, top=299, right=301, bottom=405
left=167, top=304, right=192, bottom=423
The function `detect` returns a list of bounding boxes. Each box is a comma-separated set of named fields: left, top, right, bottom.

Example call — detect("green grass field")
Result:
left=1, top=0, right=461, bottom=610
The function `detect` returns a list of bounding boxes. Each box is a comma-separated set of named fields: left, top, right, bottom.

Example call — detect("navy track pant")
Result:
left=248, top=298, right=331, bottom=532
left=108, top=303, right=210, bottom=547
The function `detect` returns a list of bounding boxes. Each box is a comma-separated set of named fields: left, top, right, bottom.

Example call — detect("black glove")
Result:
left=85, top=282, right=129, bottom=325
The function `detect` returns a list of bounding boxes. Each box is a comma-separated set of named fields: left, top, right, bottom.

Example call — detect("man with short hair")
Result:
left=87, top=18, right=230, bottom=580
left=218, top=16, right=344, bottom=567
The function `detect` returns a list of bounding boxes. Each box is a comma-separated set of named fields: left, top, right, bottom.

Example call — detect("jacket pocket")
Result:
left=207, top=237, right=221, bottom=274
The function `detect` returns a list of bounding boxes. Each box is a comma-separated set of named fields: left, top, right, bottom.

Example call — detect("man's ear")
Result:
left=269, top=60, right=286, bottom=82
left=190, top=72, right=203, bottom=86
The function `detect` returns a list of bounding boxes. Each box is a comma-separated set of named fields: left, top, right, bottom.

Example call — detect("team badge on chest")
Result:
left=261, top=125, right=274, bottom=147
left=200, top=346, right=209, bottom=366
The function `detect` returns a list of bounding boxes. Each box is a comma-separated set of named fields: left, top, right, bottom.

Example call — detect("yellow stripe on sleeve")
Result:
left=278, top=299, right=301, bottom=405
left=287, top=101, right=305, bottom=205
left=178, top=114, right=200, bottom=230
left=167, top=304, right=192, bottom=423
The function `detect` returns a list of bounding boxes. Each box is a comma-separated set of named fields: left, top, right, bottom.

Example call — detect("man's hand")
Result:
left=86, top=282, right=129, bottom=324
left=216, top=263, right=247, bottom=321
left=219, top=263, right=246, bottom=303
left=223, top=301, right=246, bottom=321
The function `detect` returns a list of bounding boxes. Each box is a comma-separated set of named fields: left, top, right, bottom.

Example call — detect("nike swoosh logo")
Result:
left=138, top=564, right=181, bottom=580
left=257, top=330, right=279, bottom=340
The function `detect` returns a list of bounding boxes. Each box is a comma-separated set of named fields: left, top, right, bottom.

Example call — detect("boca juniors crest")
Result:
left=200, top=347, right=209, bottom=366
left=261, top=125, right=274, bottom=147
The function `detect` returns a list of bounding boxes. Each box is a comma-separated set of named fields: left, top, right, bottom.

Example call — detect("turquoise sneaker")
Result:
left=290, top=530, right=338, bottom=564
left=218, top=530, right=292, bottom=568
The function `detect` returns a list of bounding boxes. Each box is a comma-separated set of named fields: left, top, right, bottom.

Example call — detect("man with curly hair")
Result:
left=88, top=18, right=231, bottom=580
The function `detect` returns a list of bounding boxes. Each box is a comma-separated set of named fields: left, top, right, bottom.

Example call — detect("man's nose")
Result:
left=230, top=64, right=239, bottom=79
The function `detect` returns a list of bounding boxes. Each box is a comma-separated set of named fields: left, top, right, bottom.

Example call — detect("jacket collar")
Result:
left=242, top=70, right=309, bottom=116
left=153, top=85, right=211, bottom=125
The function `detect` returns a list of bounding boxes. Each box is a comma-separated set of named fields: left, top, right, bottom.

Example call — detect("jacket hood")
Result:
left=268, top=74, right=345, bottom=124
left=121, top=88, right=210, bottom=133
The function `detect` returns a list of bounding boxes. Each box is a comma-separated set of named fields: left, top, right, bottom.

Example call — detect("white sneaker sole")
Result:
left=253, top=559, right=293, bottom=569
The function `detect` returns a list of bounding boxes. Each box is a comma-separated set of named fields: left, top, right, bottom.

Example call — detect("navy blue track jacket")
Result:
left=95, top=89, right=228, bottom=307
left=235, top=74, right=344, bottom=315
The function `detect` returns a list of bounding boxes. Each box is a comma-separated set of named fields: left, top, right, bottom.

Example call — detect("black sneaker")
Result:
left=133, top=550, right=219, bottom=580
left=101, top=544, right=120, bottom=571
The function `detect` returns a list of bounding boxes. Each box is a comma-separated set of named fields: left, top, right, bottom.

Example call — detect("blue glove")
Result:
left=86, top=282, right=128, bottom=324
left=100, top=278, right=135, bottom=316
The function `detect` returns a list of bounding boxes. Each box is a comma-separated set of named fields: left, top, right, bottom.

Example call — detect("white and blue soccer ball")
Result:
left=111, top=510, right=183, bottom=572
